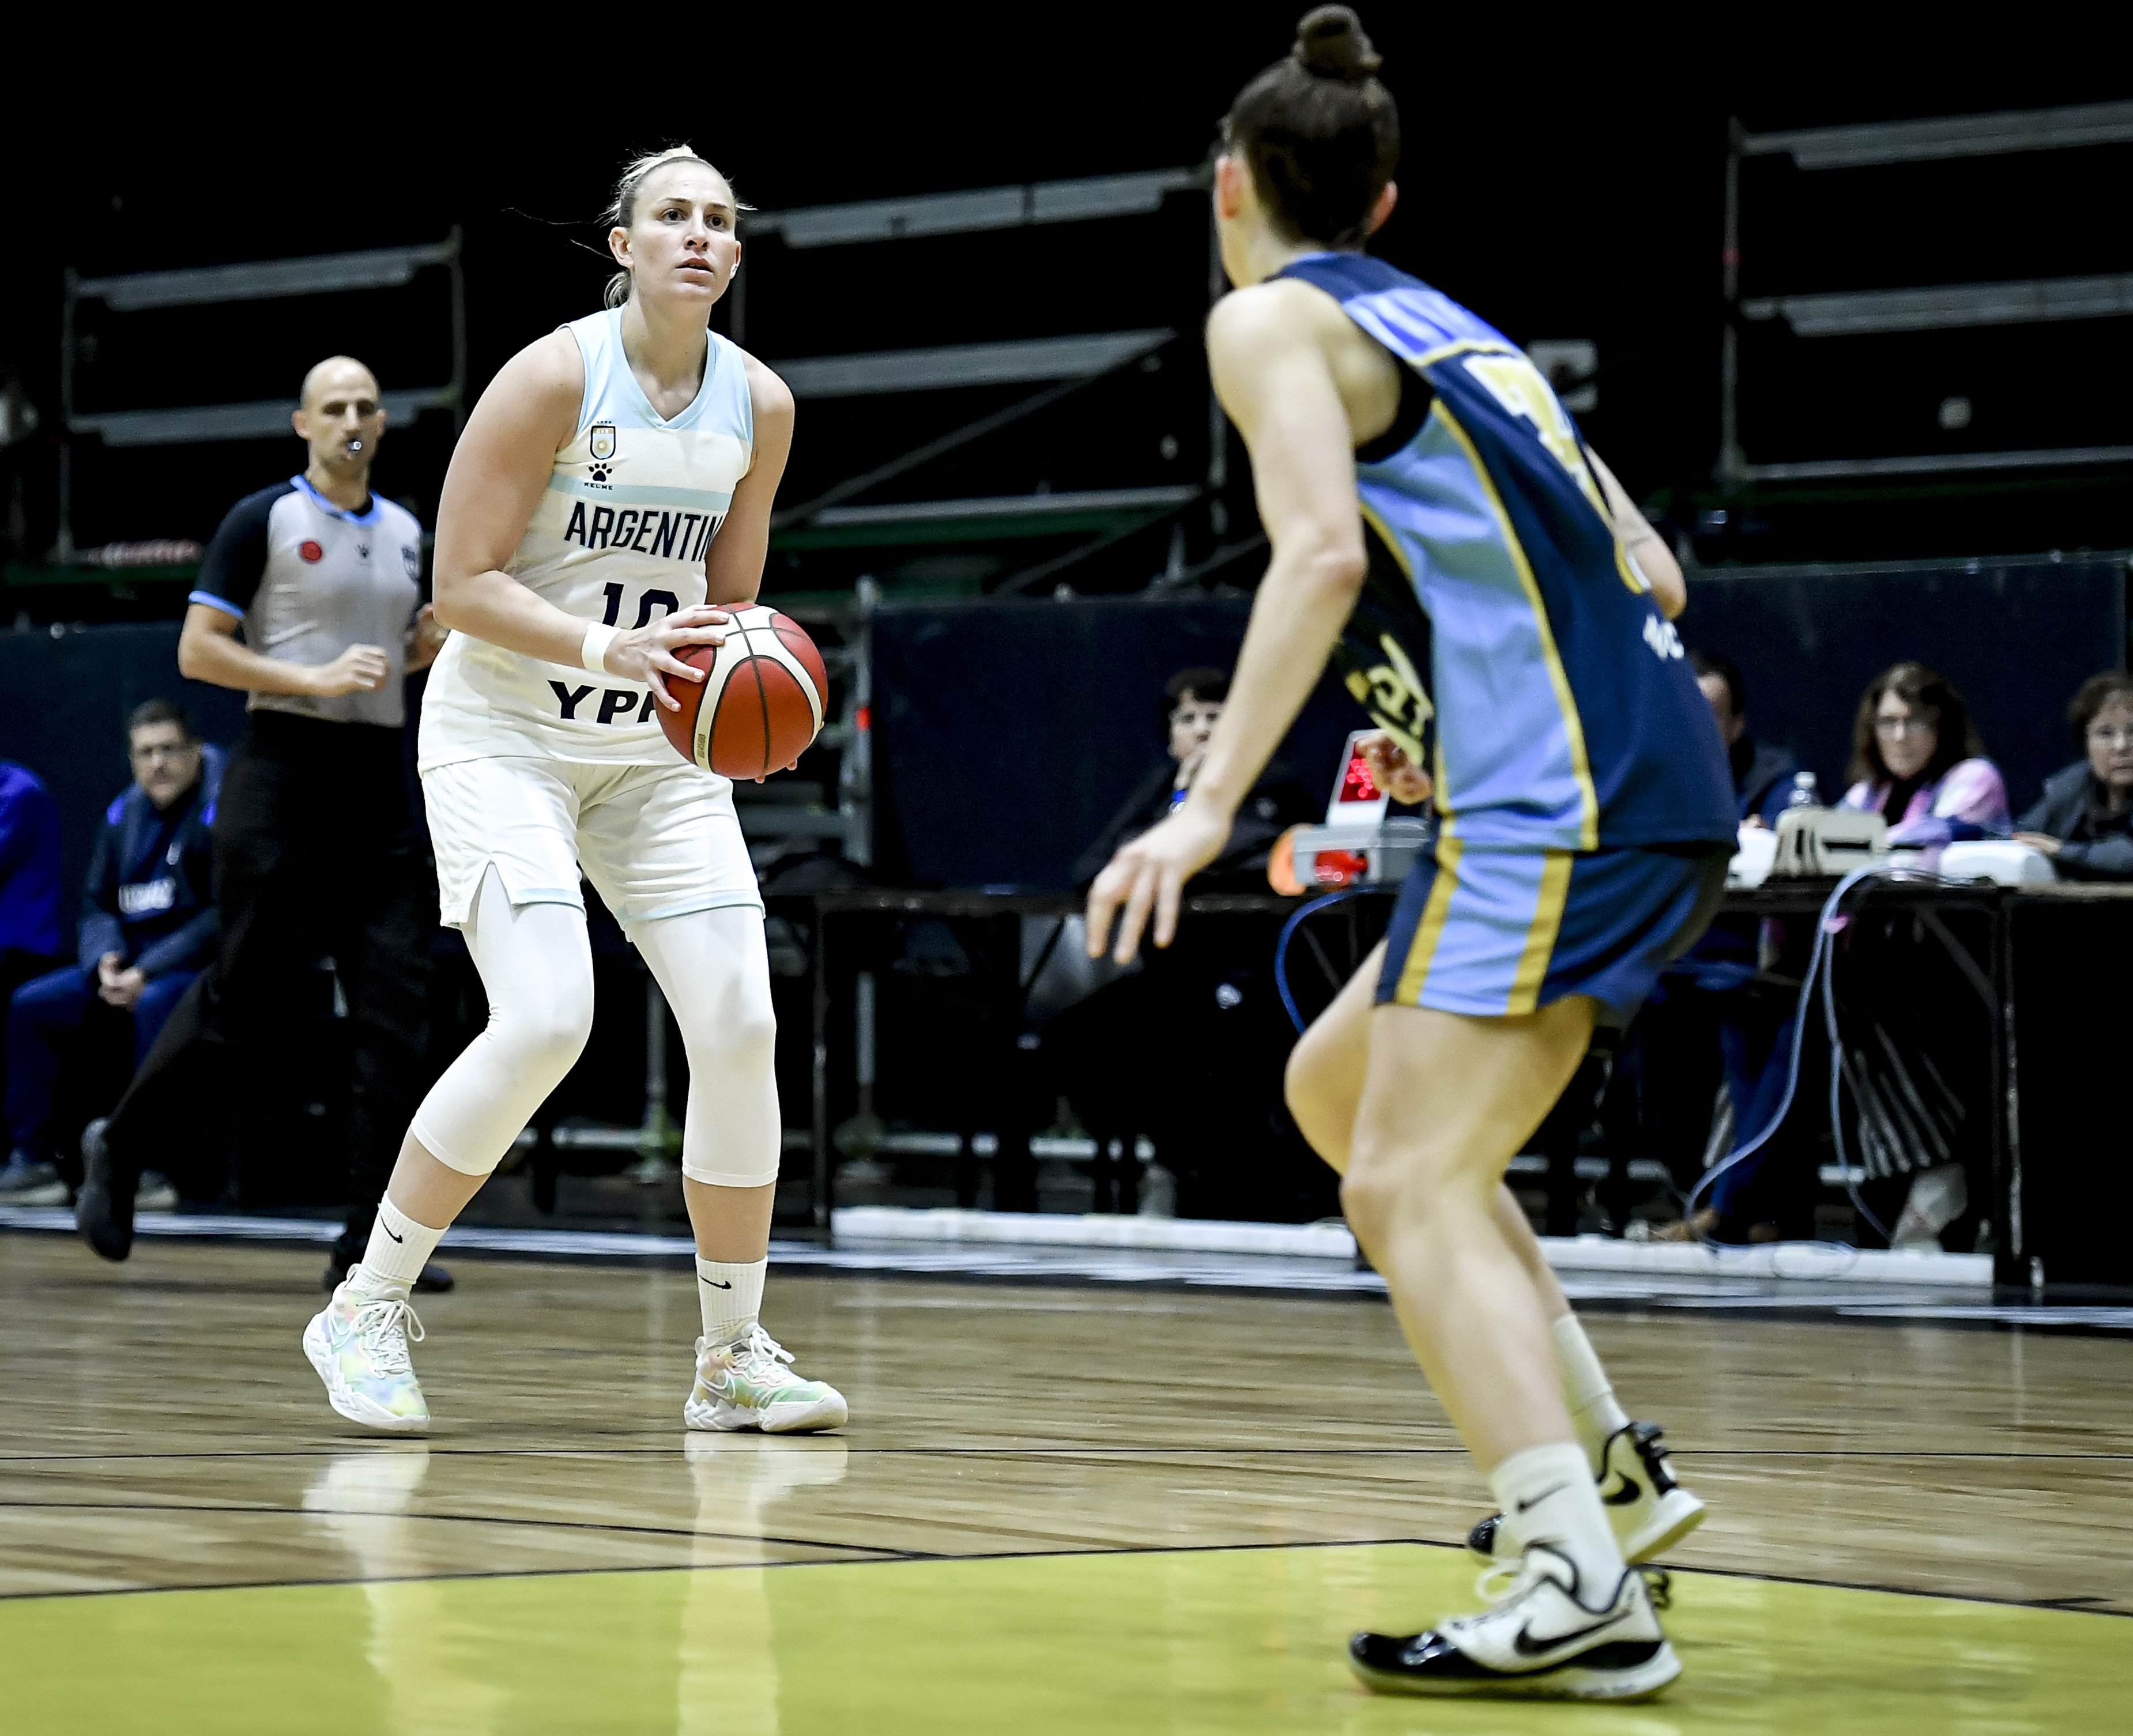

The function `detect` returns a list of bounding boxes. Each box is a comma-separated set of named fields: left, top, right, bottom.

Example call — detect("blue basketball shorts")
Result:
left=1375, top=839, right=1729, bottom=1027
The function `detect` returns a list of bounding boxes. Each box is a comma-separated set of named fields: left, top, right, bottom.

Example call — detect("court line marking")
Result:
left=1, top=1534, right=2124, bottom=1620
left=5, top=1446, right=2129, bottom=1463
left=0, top=1499, right=926, bottom=1560
left=11, top=1225, right=2128, bottom=1335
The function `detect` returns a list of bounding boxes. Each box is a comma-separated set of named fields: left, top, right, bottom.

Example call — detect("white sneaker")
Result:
left=1468, top=1422, right=1705, bottom=1566
left=303, top=1271, right=429, bottom=1434
left=135, top=1170, right=178, bottom=1213
left=1350, top=1543, right=1680, bottom=1701
left=0, top=1154, right=67, bottom=1206
left=684, top=1325, right=847, bottom=1434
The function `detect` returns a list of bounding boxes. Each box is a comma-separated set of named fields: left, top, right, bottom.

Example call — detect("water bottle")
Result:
left=1786, top=771, right=1818, bottom=809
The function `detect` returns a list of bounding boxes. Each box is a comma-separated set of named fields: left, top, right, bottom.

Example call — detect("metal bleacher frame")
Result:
left=734, top=166, right=1250, bottom=598
left=1719, top=100, right=2133, bottom=490
left=55, top=233, right=467, bottom=561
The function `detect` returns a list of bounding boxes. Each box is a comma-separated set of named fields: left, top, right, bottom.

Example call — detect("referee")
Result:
left=77, top=355, right=454, bottom=1291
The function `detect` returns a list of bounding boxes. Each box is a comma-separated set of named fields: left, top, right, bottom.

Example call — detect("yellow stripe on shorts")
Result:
left=1506, top=848, right=1575, bottom=1014
left=1393, top=836, right=1463, bottom=1006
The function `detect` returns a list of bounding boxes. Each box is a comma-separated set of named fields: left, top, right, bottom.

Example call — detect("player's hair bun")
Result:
left=1292, top=6, right=1382, bottom=81
left=1225, top=5, right=1399, bottom=247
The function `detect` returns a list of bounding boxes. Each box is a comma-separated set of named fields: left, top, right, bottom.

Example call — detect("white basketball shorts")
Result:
left=423, top=756, right=761, bottom=931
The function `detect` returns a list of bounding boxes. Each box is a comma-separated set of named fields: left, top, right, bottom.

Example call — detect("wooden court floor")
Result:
left=2, top=1234, right=2128, bottom=1733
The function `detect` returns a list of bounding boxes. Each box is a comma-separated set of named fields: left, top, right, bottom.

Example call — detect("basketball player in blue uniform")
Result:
left=1089, top=9, right=1733, bottom=1701
left=303, top=147, right=845, bottom=1436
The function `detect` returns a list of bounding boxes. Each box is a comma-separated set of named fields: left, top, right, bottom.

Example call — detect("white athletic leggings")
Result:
left=410, top=867, right=780, bottom=1188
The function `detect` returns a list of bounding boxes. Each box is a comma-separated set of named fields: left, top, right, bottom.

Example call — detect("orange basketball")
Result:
left=659, top=604, right=830, bottom=779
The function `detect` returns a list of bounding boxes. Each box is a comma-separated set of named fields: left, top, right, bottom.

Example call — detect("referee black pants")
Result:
left=105, top=713, right=433, bottom=1262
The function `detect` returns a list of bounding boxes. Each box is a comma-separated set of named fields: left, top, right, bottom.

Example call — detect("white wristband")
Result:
left=581, top=622, right=618, bottom=675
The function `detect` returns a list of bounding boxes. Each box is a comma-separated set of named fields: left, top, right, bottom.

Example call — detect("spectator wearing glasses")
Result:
left=1830, top=663, right=2005, bottom=1252
left=1840, top=662, right=2008, bottom=844
left=2013, top=671, right=2133, bottom=880
left=1, top=704, right=223, bottom=1203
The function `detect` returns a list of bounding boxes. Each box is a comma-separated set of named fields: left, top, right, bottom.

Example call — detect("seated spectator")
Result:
left=1691, top=650, right=1815, bottom=828
left=2013, top=671, right=2133, bottom=880
left=1, top=758, right=63, bottom=1168
left=0, top=704, right=223, bottom=1203
left=1046, top=665, right=1325, bottom=1221
left=1637, top=651, right=1819, bottom=1243
left=1840, top=662, right=2008, bottom=845
left=1069, top=667, right=1314, bottom=888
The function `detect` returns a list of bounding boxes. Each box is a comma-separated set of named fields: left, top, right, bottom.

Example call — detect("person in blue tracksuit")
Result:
left=1, top=703, right=222, bottom=1200
left=0, top=758, right=64, bottom=1190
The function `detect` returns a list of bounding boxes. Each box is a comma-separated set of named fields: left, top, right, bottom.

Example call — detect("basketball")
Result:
left=658, top=603, right=830, bottom=779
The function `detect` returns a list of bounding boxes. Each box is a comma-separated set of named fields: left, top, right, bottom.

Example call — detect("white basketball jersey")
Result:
left=418, top=308, right=755, bottom=769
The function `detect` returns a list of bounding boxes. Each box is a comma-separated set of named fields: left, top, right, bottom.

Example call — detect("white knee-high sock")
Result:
left=1489, top=1441, right=1625, bottom=1598
left=1552, top=1314, right=1631, bottom=1470
left=354, top=1197, right=443, bottom=1295
left=698, top=1256, right=766, bottom=1346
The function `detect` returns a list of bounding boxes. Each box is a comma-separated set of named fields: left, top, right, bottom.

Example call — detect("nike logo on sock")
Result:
left=383, top=1224, right=405, bottom=1244
left=1514, top=1482, right=1570, bottom=1514
left=704, top=1280, right=733, bottom=1290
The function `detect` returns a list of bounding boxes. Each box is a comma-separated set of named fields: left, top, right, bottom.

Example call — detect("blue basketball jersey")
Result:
left=1276, top=252, right=1735, bottom=853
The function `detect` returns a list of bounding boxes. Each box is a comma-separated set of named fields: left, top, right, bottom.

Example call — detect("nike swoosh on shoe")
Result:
left=1512, top=1609, right=1629, bottom=1657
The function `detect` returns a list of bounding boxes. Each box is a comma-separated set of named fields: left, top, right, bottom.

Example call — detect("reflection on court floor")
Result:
left=7, top=1543, right=2126, bottom=1734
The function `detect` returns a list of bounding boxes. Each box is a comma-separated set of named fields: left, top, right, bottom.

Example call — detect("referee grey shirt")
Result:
left=190, top=475, right=424, bottom=727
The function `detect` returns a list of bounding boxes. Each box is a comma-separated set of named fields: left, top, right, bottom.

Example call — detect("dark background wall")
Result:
left=871, top=595, right=1361, bottom=889
left=7, top=563, right=2126, bottom=908
left=4, top=22, right=2127, bottom=582
left=868, top=556, right=2130, bottom=888
left=1679, top=554, right=2129, bottom=812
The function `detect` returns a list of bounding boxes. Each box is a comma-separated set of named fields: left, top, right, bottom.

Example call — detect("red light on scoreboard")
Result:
left=1337, top=751, right=1382, bottom=805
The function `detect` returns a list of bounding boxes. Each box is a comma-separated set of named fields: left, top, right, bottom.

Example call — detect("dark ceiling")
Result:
left=5, top=12, right=2127, bottom=591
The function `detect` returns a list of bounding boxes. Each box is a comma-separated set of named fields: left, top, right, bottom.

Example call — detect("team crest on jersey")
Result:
left=589, top=424, right=617, bottom=461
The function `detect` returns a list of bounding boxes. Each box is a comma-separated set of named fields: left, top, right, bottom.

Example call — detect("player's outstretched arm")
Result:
left=431, top=333, right=730, bottom=708
left=1087, top=285, right=1369, bottom=965
left=1587, top=448, right=1684, bottom=621
left=703, top=357, right=796, bottom=609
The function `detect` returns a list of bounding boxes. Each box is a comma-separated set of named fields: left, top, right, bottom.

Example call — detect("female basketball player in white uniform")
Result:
left=304, top=146, right=846, bottom=1436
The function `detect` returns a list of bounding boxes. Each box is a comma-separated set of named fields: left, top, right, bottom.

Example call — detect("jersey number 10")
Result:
left=601, top=583, right=680, bottom=630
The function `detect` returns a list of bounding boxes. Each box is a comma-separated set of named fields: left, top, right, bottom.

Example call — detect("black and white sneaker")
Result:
left=1467, top=1421, right=1705, bottom=1567
left=1350, top=1542, right=1680, bottom=1701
